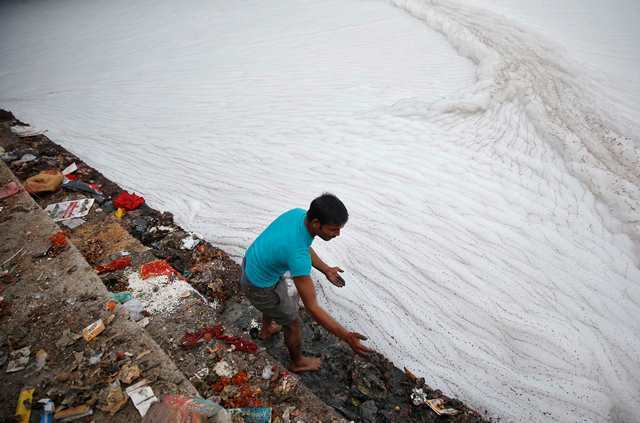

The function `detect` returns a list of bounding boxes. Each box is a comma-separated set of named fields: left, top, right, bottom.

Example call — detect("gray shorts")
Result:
left=240, top=259, right=298, bottom=326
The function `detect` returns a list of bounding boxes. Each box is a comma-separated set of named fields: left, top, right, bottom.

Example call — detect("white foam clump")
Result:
left=126, top=272, right=195, bottom=315
left=391, top=0, right=640, bottom=255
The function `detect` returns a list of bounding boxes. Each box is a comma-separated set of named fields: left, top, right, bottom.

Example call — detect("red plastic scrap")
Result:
left=113, top=191, right=144, bottom=211
left=180, top=325, right=224, bottom=349
left=95, top=256, right=132, bottom=274
left=219, top=335, right=258, bottom=353
left=179, top=324, right=256, bottom=353
left=140, top=259, right=176, bottom=279
left=202, top=325, right=224, bottom=342
left=211, top=377, right=231, bottom=393
left=224, top=385, right=263, bottom=408
left=180, top=331, right=205, bottom=349
left=49, top=231, right=67, bottom=247
left=231, top=371, right=249, bottom=385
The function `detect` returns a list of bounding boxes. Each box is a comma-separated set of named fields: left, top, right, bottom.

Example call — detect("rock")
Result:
left=351, top=358, right=388, bottom=400
left=360, top=400, right=378, bottom=422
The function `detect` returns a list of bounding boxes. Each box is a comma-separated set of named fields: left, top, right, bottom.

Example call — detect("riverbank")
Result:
left=0, top=109, right=490, bottom=422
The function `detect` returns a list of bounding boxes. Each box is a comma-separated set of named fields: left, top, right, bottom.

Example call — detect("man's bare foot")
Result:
left=258, top=322, right=282, bottom=340
left=288, top=356, right=322, bottom=373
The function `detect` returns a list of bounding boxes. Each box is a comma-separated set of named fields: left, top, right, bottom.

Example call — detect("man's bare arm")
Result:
left=309, top=247, right=329, bottom=273
left=293, top=275, right=370, bottom=355
left=309, top=247, right=345, bottom=287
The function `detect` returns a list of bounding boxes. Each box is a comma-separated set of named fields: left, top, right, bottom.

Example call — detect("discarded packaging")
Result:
left=114, top=207, right=126, bottom=219
left=38, top=399, right=54, bottom=423
left=122, top=298, right=145, bottom=321
left=96, top=256, right=132, bottom=274
left=45, top=198, right=95, bottom=221
left=181, top=234, right=201, bottom=250
left=426, top=398, right=460, bottom=416
left=0, top=181, right=21, bottom=200
left=98, top=380, right=129, bottom=415
left=60, top=218, right=85, bottom=229
left=228, top=407, right=272, bottom=423
left=110, top=291, right=132, bottom=304
left=82, top=319, right=105, bottom=342
left=119, top=363, right=142, bottom=384
left=24, top=170, right=63, bottom=193
left=140, top=259, right=176, bottom=279
left=15, top=153, right=37, bottom=163
left=261, top=365, right=274, bottom=380
left=62, top=180, right=106, bottom=203
left=54, top=404, right=93, bottom=422
left=89, top=351, right=103, bottom=365
left=6, top=346, right=30, bottom=373
left=142, top=395, right=230, bottom=423
left=35, top=349, right=48, bottom=370
left=113, top=191, right=145, bottom=210
left=62, top=162, right=78, bottom=176
left=15, top=388, right=35, bottom=423
left=411, top=387, right=428, bottom=406
left=126, top=379, right=158, bottom=417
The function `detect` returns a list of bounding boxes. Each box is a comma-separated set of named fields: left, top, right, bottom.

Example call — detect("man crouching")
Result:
left=240, top=193, right=371, bottom=372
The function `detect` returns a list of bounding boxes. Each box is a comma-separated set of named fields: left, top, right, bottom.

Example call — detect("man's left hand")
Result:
left=323, top=266, right=345, bottom=287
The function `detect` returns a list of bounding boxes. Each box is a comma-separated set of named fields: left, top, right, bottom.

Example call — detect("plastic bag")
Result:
left=122, top=299, right=145, bottom=321
left=25, top=170, right=63, bottom=193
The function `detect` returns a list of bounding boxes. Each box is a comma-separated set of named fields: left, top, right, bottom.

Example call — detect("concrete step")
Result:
left=0, top=120, right=346, bottom=422
left=0, top=160, right=199, bottom=421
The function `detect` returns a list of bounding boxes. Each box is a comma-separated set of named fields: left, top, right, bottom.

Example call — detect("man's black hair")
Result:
left=307, top=193, right=348, bottom=226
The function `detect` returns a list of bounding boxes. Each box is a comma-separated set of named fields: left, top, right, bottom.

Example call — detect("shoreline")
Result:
left=1, top=108, right=491, bottom=422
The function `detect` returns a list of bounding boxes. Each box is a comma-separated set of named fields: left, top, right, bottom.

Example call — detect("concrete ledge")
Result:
left=0, top=160, right=198, bottom=420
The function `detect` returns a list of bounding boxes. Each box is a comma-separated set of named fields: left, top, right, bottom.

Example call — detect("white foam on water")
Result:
left=1, top=0, right=639, bottom=421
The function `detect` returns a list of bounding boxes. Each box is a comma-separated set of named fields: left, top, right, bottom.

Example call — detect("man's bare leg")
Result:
left=284, top=318, right=321, bottom=372
left=259, top=315, right=282, bottom=340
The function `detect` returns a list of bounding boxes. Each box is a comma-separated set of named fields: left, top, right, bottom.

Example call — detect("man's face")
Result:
left=313, top=221, right=343, bottom=241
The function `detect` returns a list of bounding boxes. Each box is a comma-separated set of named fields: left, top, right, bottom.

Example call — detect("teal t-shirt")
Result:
left=245, top=208, right=314, bottom=287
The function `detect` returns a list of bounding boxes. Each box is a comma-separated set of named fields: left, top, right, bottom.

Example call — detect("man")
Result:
left=241, top=193, right=371, bottom=372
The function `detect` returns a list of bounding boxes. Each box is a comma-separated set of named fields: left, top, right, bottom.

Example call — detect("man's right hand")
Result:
left=344, top=332, right=372, bottom=355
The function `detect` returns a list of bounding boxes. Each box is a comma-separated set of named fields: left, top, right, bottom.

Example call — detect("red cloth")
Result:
left=49, top=231, right=67, bottom=247
left=113, top=191, right=144, bottom=210
left=95, top=256, right=132, bottom=274
left=140, top=259, right=176, bottom=279
left=179, top=324, right=257, bottom=353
